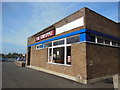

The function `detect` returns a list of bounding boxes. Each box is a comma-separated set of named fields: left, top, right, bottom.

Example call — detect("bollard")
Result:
left=113, top=74, right=120, bottom=90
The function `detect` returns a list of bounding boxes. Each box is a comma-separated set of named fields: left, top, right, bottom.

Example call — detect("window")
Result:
left=97, top=37, right=104, bottom=44
left=53, top=47, right=64, bottom=64
left=66, top=46, right=71, bottom=65
left=36, top=44, right=42, bottom=49
left=67, top=35, right=79, bottom=44
left=48, top=46, right=71, bottom=65
left=44, top=42, right=52, bottom=48
left=112, top=41, right=117, bottom=46
left=105, top=39, right=110, bottom=45
left=118, top=42, right=120, bottom=47
left=48, top=37, right=73, bottom=65
left=89, top=34, right=95, bottom=42
left=48, top=48, right=52, bottom=62
left=88, top=34, right=119, bottom=47
left=53, top=39, right=64, bottom=46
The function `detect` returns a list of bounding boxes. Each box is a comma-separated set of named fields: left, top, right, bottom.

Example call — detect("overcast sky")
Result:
left=2, top=2, right=118, bottom=54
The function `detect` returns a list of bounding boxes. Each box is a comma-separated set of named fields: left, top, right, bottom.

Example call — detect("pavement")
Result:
left=2, top=61, right=114, bottom=88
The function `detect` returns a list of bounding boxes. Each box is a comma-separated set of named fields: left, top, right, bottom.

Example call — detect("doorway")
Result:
left=27, top=47, right=31, bottom=65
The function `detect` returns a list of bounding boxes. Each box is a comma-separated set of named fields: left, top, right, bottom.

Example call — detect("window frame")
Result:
left=53, top=38, right=65, bottom=46
left=112, top=40, right=118, bottom=46
left=97, top=36, right=104, bottom=44
left=117, top=42, right=120, bottom=47
left=47, top=34, right=80, bottom=66
left=66, top=34, right=80, bottom=44
left=36, top=44, right=43, bottom=50
left=104, top=39, right=111, bottom=45
left=89, top=34, right=120, bottom=48
left=44, top=42, right=52, bottom=48
left=48, top=38, right=71, bottom=66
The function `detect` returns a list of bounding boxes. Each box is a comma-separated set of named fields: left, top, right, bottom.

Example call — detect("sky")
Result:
left=2, top=2, right=119, bottom=54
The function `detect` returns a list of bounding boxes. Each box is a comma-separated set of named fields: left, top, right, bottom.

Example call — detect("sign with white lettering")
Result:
left=35, top=30, right=55, bottom=41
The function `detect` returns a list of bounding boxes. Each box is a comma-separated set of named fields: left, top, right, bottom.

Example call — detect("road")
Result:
left=2, top=61, right=114, bottom=88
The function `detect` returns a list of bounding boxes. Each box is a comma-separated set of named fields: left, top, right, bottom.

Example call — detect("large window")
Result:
left=47, top=35, right=80, bottom=65
left=48, top=46, right=71, bottom=65
left=47, top=36, right=77, bottom=65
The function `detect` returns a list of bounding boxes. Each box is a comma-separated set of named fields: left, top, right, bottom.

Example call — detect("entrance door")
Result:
left=27, top=47, right=31, bottom=65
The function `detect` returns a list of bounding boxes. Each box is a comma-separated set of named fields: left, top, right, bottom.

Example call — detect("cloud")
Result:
left=29, top=2, right=80, bottom=27
left=2, top=2, right=78, bottom=52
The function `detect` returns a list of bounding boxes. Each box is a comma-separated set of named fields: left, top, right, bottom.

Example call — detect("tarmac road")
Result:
left=2, top=61, right=114, bottom=88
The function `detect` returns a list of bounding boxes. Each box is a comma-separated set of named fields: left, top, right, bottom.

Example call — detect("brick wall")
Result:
left=30, top=42, right=87, bottom=80
left=54, top=8, right=85, bottom=28
left=85, top=8, right=119, bottom=79
left=86, top=43, right=119, bottom=79
left=85, top=8, right=118, bottom=37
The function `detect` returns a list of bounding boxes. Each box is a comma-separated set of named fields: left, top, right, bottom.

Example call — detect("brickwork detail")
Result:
left=86, top=43, right=119, bottom=79
left=30, top=43, right=87, bottom=80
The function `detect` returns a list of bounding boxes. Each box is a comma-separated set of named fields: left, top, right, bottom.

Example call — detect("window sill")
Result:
left=47, top=62, right=71, bottom=67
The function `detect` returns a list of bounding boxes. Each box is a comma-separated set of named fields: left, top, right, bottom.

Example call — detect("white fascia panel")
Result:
left=56, top=16, right=84, bottom=35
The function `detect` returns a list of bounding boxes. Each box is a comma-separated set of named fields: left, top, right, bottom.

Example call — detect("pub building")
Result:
left=26, top=7, right=120, bottom=84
